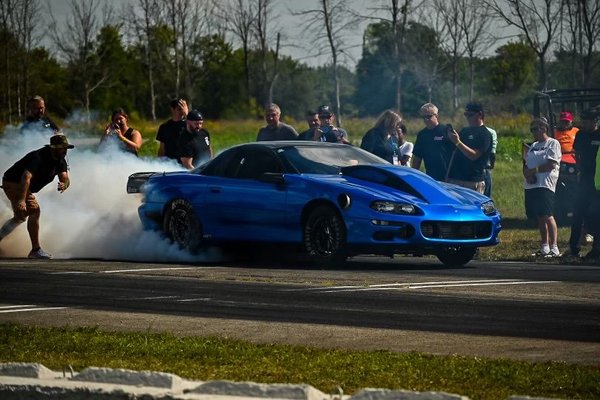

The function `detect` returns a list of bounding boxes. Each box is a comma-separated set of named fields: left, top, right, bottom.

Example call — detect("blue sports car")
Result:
left=127, top=141, right=501, bottom=265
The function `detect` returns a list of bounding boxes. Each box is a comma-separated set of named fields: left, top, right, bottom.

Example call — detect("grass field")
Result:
left=1, top=324, right=599, bottom=400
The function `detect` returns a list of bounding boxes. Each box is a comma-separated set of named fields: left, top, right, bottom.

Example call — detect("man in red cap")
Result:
left=553, top=111, right=580, bottom=224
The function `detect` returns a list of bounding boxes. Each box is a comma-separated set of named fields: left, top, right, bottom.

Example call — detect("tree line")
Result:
left=1, top=0, right=599, bottom=127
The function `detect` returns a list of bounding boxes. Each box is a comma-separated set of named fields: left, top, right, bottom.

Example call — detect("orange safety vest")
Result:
left=555, top=127, right=579, bottom=164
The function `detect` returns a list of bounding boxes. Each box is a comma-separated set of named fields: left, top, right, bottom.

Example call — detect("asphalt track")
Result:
left=0, top=255, right=599, bottom=365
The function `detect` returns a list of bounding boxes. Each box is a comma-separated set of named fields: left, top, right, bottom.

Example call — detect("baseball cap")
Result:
left=187, top=110, right=204, bottom=121
left=47, top=134, right=74, bottom=149
left=318, top=105, right=332, bottom=117
left=559, top=111, right=573, bottom=121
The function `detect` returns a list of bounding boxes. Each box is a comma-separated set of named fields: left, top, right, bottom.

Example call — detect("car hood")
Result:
left=305, top=165, right=489, bottom=207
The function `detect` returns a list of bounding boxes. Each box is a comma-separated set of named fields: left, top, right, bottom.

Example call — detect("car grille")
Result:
left=420, top=221, right=492, bottom=239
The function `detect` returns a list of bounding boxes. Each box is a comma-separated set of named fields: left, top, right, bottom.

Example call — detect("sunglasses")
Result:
left=530, top=126, right=544, bottom=132
left=421, top=114, right=435, bottom=120
left=464, top=112, right=478, bottom=117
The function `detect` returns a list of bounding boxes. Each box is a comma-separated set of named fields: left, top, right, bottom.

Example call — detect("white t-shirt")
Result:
left=398, top=141, right=414, bottom=165
left=524, top=138, right=561, bottom=192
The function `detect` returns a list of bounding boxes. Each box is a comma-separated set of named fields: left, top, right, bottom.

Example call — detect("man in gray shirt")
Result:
left=256, top=103, right=298, bottom=141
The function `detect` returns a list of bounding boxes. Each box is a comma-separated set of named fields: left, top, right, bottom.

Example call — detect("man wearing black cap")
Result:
left=568, top=110, right=600, bottom=260
left=316, top=105, right=350, bottom=144
left=446, top=102, right=493, bottom=194
left=156, top=98, right=188, bottom=160
left=0, top=134, right=74, bottom=259
left=178, top=110, right=212, bottom=169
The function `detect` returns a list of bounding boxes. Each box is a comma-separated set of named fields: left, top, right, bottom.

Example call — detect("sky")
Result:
left=43, top=0, right=381, bottom=69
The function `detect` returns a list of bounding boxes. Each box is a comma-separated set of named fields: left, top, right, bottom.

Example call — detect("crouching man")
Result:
left=0, top=134, right=74, bottom=259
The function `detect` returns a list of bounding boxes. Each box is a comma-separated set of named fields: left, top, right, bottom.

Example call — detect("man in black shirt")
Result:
left=568, top=110, right=600, bottom=260
left=446, top=102, right=493, bottom=194
left=156, top=98, right=188, bottom=160
left=0, top=134, right=74, bottom=259
left=21, top=96, right=59, bottom=134
left=178, top=110, right=212, bottom=169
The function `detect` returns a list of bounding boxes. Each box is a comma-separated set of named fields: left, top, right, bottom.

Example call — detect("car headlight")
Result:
left=481, top=200, right=497, bottom=216
left=370, top=201, right=418, bottom=215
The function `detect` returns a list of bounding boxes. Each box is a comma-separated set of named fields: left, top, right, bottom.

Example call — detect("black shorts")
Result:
left=525, top=187, right=555, bottom=219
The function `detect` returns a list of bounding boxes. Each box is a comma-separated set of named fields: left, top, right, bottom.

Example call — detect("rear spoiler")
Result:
left=126, top=172, right=157, bottom=193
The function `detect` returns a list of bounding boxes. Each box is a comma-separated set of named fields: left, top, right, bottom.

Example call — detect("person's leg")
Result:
left=569, top=187, right=592, bottom=255
left=538, top=216, right=549, bottom=247
left=0, top=183, right=26, bottom=242
left=25, top=195, right=41, bottom=251
left=547, top=215, right=558, bottom=247
left=484, top=169, right=492, bottom=197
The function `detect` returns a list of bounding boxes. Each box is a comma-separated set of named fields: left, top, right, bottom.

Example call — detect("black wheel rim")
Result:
left=171, top=209, right=193, bottom=247
left=311, top=216, right=337, bottom=256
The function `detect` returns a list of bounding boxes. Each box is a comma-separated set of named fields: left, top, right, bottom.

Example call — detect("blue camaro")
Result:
left=127, top=141, right=501, bottom=265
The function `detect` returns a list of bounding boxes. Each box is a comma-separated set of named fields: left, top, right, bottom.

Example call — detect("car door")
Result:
left=203, top=147, right=289, bottom=242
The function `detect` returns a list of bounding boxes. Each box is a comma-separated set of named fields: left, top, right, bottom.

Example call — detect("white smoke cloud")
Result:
left=0, top=126, right=221, bottom=262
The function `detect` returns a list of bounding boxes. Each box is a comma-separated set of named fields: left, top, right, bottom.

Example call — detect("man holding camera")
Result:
left=446, top=102, right=493, bottom=194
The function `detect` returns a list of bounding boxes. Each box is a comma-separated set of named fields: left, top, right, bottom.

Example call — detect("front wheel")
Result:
left=303, top=206, right=347, bottom=265
left=436, top=246, right=477, bottom=266
left=163, top=200, right=203, bottom=253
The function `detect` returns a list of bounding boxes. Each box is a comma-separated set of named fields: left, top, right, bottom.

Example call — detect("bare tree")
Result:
left=254, top=0, right=280, bottom=108
left=295, top=0, right=360, bottom=126
left=0, top=0, right=42, bottom=121
left=458, top=0, right=496, bottom=101
left=487, top=0, right=562, bottom=90
left=128, top=0, right=163, bottom=121
left=165, top=0, right=213, bottom=106
left=218, top=0, right=256, bottom=109
left=363, top=0, right=414, bottom=113
left=562, top=0, right=600, bottom=87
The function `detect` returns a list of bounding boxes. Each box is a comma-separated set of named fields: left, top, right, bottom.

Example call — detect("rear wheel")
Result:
left=304, top=206, right=347, bottom=265
left=436, top=246, right=477, bottom=266
left=163, top=200, right=202, bottom=253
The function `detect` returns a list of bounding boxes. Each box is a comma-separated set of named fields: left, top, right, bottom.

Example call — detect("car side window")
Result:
left=235, top=149, right=282, bottom=180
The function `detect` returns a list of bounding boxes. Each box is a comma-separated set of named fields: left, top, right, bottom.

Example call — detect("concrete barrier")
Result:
left=0, top=362, right=550, bottom=399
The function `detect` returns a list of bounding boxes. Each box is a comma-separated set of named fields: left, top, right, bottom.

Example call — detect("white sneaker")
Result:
left=28, top=248, right=52, bottom=259
left=545, top=250, right=561, bottom=258
left=531, top=249, right=550, bottom=257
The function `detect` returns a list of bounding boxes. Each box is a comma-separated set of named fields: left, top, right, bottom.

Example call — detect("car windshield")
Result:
left=280, top=145, right=387, bottom=174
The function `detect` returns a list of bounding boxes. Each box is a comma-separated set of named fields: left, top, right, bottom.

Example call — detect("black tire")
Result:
left=436, top=246, right=477, bottom=266
left=163, top=200, right=203, bottom=253
left=303, top=205, right=347, bottom=265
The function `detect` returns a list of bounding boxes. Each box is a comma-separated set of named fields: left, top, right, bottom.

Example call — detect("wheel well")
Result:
left=301, top=200, right=343, bottom=230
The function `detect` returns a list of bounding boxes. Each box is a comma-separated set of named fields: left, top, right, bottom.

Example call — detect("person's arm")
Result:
left=447, top=129, right=485, bottom=161
left=411, top=155, right=422, bottom=170
left=180, top=157, right=194, bottom=169
left=57, top=171, right=70, bottom=193
left=118, top=129, right=143, bottom=153
left=157, top=142, right=166, bottom=158
left=16, top=171, right=33, bottom=218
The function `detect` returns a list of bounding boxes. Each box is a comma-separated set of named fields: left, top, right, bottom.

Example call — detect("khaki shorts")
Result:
left=2, top=180, right=39, bottom=220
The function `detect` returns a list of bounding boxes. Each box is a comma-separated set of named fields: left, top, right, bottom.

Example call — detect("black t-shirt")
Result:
left=448, top=125, right=492, bottom=182
left=573, top=128, right=600, bottom=188
left=413, top=124, right=455, bottom=181
left=21, top=116, right=59, bottom=134
left=156, top=119, right=185, bottom=159
left=256, top=123, right=298, bottom=141
left=3, top=146, right=68, bottom=193
left=177, top=128, right=211, bottom=168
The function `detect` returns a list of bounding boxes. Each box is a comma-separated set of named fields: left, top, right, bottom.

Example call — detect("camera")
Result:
left=446, top=124, right=453, bottom=131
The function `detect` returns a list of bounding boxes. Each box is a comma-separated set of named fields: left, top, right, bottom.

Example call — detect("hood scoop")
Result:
left=341, top=165, right=425, bottom=201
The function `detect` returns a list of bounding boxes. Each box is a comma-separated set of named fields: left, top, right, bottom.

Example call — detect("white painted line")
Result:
left=0, top=305, right=36, bottom=309
left=0, top=307, right=67, bottom=314
left=315, top=279, right=559, bottom=293
left=102, top=267, right=197, bottom=273
left=132, top=296, right=180, bottom=300
left=407, top=280, right=558, bottom=289
left=292, top=279, right=529, bottom=291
